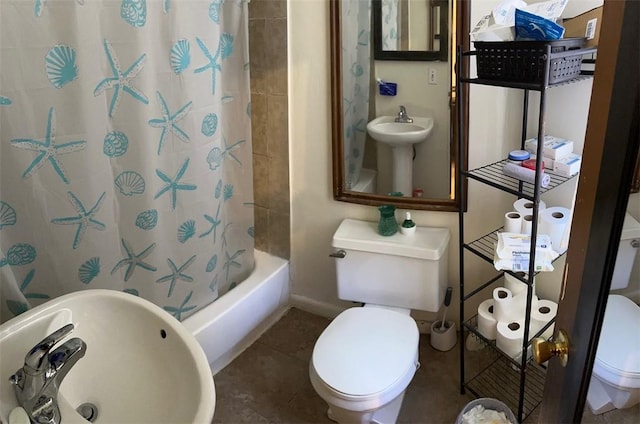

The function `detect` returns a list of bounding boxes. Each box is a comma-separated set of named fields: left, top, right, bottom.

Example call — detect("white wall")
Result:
left=289, top=0, right=632, bottom=324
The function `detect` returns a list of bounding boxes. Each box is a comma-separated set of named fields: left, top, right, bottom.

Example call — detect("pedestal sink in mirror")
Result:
left=366, top=114, right=434, bottom=196
left=0, top=290, right=215, bottom=424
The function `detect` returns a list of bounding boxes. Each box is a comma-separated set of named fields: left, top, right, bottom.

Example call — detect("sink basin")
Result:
left=366, top=115, right=435, bottom=195
left=0, top=290, right=215, bottom=424
left=366, top=115, right=434, bottom=146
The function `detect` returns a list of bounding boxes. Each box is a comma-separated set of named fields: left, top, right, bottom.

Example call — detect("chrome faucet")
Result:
left=395, top=105, right=413, bottom=123
left=9, top=324, right=86, bottom=424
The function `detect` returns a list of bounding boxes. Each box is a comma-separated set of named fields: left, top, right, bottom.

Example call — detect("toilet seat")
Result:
left=311, top=307, right=419, bottom=401
left=593, top=295, right=640, bottom=389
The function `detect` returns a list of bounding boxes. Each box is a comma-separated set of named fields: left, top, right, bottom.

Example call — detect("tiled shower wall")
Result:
left=249, top=0, right=290, bottom=259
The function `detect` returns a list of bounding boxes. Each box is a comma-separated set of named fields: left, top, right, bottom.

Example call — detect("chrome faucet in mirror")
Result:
left=395, top=105, right=413, bottom=123
left=9, top=324, right=86, bottom=424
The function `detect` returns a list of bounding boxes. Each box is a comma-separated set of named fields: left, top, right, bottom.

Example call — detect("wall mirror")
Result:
left=373, top=0, right=449, bottom=61
left=331, top=0, right=469, bottom=211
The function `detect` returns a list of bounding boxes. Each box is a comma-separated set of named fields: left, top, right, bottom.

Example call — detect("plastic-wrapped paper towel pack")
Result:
left=493, top=232, right=559, bottom=272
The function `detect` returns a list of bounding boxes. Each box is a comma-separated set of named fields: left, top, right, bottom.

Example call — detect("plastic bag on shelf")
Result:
left=493, top=232, right=559, bottom=272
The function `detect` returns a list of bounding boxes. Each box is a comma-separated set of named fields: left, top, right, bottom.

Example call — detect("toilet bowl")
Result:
left=587, top=295, right=640, bottom=414
left=311, top=219, right=450, bottom=423
left=310, top=306, right=419, bottom=424
left=587, top=213, right=640, bottom=414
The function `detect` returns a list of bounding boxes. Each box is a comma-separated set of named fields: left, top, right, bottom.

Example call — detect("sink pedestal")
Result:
left=366, top=115, right=434, bottom=198
left=390, top=145, right=414, bottom=196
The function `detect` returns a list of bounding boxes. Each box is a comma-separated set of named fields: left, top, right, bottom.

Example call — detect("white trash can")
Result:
left=456, top=398, right=517, bottom=424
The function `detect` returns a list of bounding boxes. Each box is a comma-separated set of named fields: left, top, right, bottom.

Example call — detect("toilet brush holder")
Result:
left=430, top=320, right=457, bottom=352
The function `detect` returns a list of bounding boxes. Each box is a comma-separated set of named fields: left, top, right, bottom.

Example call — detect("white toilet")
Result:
left=310, top=219, right=450, bottom=424
left=587, top=213, right=640, bottom=414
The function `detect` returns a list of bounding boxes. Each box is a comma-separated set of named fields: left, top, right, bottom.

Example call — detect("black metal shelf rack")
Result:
left=456, top=45, right=594, bottom=422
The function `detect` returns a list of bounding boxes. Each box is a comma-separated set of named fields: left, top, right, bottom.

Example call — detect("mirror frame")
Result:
left=372, top=0, right=449, bottom=61
left=330, top=0, right=470, bottom=211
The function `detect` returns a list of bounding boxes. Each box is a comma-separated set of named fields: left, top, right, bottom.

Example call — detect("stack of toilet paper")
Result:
left=502, top=198, right=571, bottom=254
left=476, top=273, right=558, bottom=360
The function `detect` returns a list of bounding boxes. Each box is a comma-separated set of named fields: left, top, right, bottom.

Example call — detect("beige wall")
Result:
left=374, top=60, right=452, bottom=198
left=289, top=0, right=462, bottom=322
left=249, top=0, right=290, bottom=259
left=289, top=0, right=639, bottom=323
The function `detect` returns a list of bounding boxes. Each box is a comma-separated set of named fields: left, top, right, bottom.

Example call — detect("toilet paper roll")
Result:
left=504, top=211, right=523, bottom=233
left=497, top=320, right=526, bottom=359
left=477, top=299, right=497, bottom=340
left=513, top=198, right=546, bottom=216
left=522, top=214, right=534, bottom=235
left=539, top=207, right=571, bottom=254
left=504, top=272, right=535, bottom=297
left=530, top=299, right=558, bottom=340
left=511, top=293, right=539, bottom=321
left=493, top=287, right=515, bottom=323
left=502, top=163, right=551, bottom=187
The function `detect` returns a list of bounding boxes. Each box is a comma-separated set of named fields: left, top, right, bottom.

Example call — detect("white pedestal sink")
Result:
left=366, top=115, right=434, bottom=196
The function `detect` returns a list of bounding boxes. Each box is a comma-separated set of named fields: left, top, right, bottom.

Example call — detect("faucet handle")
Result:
left=24, top=324, right=74, bottom=373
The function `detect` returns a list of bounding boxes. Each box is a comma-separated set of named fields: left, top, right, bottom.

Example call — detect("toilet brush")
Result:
left=430, top=286, right=456, bottom=351
left=439, top=286, right=453, bottom=330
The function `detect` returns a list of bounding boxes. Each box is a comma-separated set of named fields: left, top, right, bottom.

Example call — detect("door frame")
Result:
left=538, top=0, right=640, bottom=422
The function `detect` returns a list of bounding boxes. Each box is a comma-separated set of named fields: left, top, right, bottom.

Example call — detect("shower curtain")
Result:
left=0, top=0, right=254, bottom=323
left=381, top=0, right=399, bottom=50
left=342, top=0, right=370, bottom=190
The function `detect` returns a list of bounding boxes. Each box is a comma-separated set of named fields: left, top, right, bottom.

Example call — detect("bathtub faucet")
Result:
left=9, top=324, right=87, bottom=424
left=395, top=105, right=413, bottom=123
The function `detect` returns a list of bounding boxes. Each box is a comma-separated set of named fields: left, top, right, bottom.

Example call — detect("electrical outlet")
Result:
left=428, top=68, right=437, bottom=85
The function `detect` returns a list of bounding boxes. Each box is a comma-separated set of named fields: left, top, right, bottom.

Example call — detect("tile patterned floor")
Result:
left=212, top=308, right=639, bottom=423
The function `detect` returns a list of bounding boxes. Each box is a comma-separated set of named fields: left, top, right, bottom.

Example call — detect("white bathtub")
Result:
left=182, top=250, right=290, bottom=374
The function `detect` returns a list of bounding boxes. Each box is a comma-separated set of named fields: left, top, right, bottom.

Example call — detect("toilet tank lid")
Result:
left=622, top=213, right=640, bottom=240
left=332, top=219, right=450, bottom=260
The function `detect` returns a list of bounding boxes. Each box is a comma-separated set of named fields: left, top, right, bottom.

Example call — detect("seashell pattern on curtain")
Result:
left=0, top=0, right=254, bottom=323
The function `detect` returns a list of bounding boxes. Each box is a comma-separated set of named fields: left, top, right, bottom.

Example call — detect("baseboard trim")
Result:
left=290, top=294, right=346, bottom=319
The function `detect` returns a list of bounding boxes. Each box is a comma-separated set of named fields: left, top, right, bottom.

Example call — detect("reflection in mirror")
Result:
left=331, top=0, right=469, bottom=211
left=373, top=0, right=449, bottom=61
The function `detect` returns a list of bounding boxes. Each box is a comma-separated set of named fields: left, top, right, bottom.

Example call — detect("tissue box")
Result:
left=553, top=153, right=582, bottom=177
left=471, top=0, right=570, bottom=42
left=563, top=7, right=602, bottom=48
left=515, top=8, right=565, bottom=40
left=470, top=14, right=515, bottom=41
left=525, top=135, right=574, bottom=160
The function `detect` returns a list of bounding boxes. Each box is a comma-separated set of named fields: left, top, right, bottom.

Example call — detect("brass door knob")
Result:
left=532, top=329, right=570, bottom=366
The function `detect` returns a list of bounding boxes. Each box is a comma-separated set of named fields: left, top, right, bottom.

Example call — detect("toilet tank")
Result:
left=611, top=213, right=640, bottom=290
left=331, top=219, right=450, bottom=312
